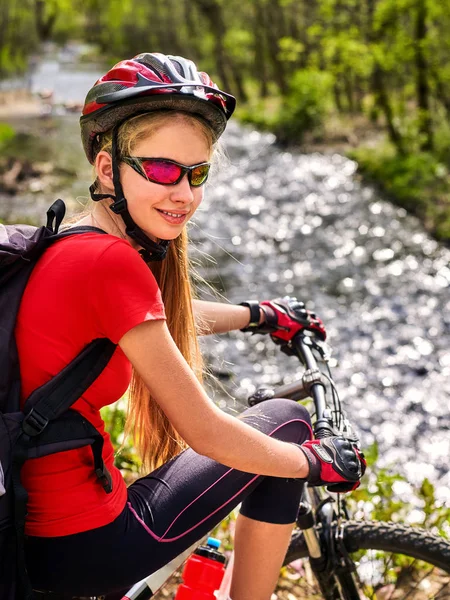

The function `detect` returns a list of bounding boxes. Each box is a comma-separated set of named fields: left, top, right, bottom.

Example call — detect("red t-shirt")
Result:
left=15, top=232, right=166, bottom=537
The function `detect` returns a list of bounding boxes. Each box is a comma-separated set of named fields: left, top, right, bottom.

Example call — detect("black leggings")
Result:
left=26, top=400, right=312, bottom=596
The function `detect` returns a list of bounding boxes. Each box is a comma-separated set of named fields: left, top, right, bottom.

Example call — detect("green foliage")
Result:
left=223, top=29, right=253, bottom=67
left=0, top=123, right=16, bottom=149
left=275, top=69, right=334, bottom=143
left=349, top=143, right=450, bottom=243
left=348, top=452, right=449, bottom=586
left=322, top=32, right=373, bottom=79
left=0, top=0, right=38, bottom=76
left=278, top=37, right=304, bottom=64
left=100, top=398, right=142, bottom=479
left=350, top=442, right=450, bottom=537
left=236, top=97, right=281, bottom=132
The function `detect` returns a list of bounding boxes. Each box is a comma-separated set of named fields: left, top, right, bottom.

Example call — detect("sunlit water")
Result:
left=1, top=58, right=449, bottom=503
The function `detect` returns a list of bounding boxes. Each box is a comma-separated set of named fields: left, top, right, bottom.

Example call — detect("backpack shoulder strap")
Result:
left=46, top=199, right=66, bottom=233
left=55, top=225, right=107, bottom=237
left=13, top=338, right=116, bottom=600
left=22, top=338, right=116, bottom=436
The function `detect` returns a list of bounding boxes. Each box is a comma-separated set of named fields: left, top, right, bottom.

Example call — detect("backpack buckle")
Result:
left=95, top=464, right=113, bottom=494
left=22, top=408, right=49, bottom=436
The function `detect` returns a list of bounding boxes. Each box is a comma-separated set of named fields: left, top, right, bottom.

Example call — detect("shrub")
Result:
left=349, top=144, right=450, bottom=243
left=275, top=69, right=334, bottom=144
left=0, top=123, right=16, bottom=149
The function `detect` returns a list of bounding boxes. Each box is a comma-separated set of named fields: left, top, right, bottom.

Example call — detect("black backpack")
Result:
left=0, top=200, right=117, bottom=600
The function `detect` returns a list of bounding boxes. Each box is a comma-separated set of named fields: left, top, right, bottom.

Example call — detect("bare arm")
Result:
left=193, top=299, right=262, bottom=334
left=119, top=319, right=308, bottom=478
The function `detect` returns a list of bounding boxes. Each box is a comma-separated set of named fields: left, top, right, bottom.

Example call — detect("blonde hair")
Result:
left=96, top=111, right=214, bottom=471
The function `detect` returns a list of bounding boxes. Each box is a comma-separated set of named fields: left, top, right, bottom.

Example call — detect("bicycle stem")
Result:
left=292, top=335, right=335, bottom=439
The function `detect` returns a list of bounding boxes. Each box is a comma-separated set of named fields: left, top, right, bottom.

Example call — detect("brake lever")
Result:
left=303, top=335, right=333, bottom=362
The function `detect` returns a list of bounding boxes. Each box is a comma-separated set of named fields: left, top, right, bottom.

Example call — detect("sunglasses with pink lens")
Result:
left=122, top=157, right=211, bottom=188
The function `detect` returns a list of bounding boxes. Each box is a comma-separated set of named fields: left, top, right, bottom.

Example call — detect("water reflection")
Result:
left=196, top=122, right=450, bottom=501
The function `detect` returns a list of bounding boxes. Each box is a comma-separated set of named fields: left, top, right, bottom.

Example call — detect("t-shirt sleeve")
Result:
left=89, top=240, right=166, bottom=343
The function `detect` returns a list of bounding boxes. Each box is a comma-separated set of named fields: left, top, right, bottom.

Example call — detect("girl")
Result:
left=19, top=53, right=364, bottom=600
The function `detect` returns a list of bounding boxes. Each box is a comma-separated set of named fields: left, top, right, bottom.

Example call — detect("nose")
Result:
left=169, top=172, right=196, bottom=204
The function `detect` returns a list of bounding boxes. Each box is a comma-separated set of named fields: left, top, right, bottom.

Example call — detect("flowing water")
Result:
left=1, top=56, right=449, bottom=504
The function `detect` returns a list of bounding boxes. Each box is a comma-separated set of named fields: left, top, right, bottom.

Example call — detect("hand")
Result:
left=239, top=296, right=326, bottom=341
left=299, top=436, right=366, bottom=493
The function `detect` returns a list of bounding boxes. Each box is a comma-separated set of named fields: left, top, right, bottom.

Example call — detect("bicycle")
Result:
left=34, top=331, right=450, bottom=600
left=153, top=331, right=450, bottom=600
left=266, top=333, right=450, bottom=600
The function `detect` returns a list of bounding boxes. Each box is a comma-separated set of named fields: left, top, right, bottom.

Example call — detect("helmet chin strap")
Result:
left=90, top=126, right=170, bottom=263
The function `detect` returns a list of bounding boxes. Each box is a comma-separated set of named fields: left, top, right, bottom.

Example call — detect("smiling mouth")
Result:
left=156, top=209, right=189, bottom=224
left=157, top=209, right=188, bottom=218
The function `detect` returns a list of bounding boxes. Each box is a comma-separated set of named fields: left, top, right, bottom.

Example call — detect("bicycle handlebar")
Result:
left=248, top=332, right=339, bottom=439
left=291, top=334, right=335, bottom=438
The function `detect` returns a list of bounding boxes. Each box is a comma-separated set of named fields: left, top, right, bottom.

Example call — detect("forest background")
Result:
left=1, top=0, right=450, bottom=242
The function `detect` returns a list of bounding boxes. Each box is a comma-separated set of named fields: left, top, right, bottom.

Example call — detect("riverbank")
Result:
left=237, top=102, right=450, bottom=246
left=0, top=90, right=42, bottom=118
left=348, top=144, right=450, bottom=244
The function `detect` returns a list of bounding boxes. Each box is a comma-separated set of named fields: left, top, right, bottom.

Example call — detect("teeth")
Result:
left=161, top=210, right=184, bottom=218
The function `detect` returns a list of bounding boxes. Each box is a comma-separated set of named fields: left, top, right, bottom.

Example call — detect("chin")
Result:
left=143, top=227, right=182, bottom=242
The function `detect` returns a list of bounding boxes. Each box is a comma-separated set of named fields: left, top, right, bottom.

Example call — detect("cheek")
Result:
left=192, top=189, right=204, bottom=210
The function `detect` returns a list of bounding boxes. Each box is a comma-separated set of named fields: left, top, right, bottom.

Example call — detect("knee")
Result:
left=257, top=397, right=311, bottom=423
left=240, top=399, right=312, bottom=442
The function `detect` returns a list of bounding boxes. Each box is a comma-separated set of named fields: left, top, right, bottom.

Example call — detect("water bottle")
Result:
left=175, top=537, right=226, bottom=600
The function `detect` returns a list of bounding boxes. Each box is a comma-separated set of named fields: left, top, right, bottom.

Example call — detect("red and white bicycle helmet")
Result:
left=80, top=52, right=236, bottom=164
left=79, top=53, right=236, bottom=262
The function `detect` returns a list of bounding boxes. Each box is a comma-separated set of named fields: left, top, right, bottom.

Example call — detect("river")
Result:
left=1, top=54, right=449, bottom=505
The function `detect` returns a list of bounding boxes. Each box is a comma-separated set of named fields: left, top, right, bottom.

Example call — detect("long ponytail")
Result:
left=126, top=229, right=204, bottom=471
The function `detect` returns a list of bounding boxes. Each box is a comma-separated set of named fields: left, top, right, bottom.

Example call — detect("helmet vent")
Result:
left=134, top=57, right=165, bottom=81
left=85, top=82, right=128, bottom=105
left=170, top=59, right=184, bottom=76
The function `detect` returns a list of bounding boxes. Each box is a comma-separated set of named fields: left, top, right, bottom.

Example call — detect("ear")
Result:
left=95, top=151, right=115, bottom=192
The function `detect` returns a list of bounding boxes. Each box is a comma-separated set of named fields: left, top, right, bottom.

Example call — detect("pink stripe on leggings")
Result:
left=128, top=417, right=312, bottom=543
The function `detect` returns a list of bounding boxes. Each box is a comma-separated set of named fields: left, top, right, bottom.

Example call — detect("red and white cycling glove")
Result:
left=299, top=436, right=366, bottom=493
left=239, top=296, right=326, bottom=342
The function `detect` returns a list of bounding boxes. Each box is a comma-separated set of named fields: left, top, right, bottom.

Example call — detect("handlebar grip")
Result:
left=314, top=421, right=335, bottom=438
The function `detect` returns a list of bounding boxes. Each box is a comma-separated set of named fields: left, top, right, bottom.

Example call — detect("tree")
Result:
left=414, top=0, right=433, bottom=150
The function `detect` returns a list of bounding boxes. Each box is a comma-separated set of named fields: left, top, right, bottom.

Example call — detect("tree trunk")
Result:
left=344, top=74, right=355, bottom=112
left=373, top=66, right=405, bottom=154
left=232, top=70, right=248, bottom=103
left=432, top=69, right=450, bottom=119
left=163, top=0, right=183, bottom=56
left=355, top=77, right=365, bottom=113
left=0, top=1, right=9, bottom=56
left=184, top=0, right=202, bottom=60
left=333, top=82, right=343, bottom=112
left=265, top=0, right=288, bottom=93
left=35, top=0, right=57, bottom=41
left=414, top=0, right=433, bottom=150
left=254, top=0, right=269, bottom=97
left=366, top=0, right=405, bottom=154
left=192, top=0, right=234, bottom=93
